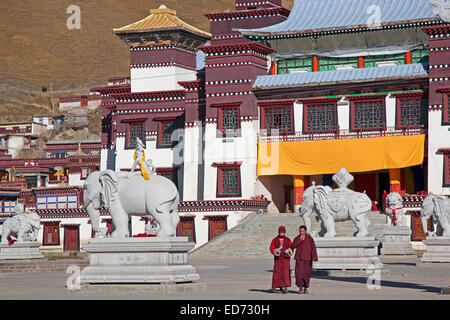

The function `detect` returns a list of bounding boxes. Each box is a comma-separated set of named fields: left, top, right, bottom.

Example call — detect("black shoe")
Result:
left=282, top=287, right=288, bottom=294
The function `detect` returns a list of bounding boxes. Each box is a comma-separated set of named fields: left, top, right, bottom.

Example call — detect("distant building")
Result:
left=0, top=122, right=47, bottom=158
left=58, top=93, right=102, bottom=113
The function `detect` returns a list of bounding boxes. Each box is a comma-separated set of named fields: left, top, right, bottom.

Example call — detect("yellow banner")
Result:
left=257, top=135, right=425, bottom=176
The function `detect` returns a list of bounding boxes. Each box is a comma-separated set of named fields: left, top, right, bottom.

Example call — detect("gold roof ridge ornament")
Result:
left=113, top=4, right=211, bottom=38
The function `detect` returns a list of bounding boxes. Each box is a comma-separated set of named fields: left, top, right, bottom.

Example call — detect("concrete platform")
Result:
left=80, top=237, right=201, bottom=284
left=381, top=226, right=414, bottom=255
left=421, top=237, right=450, bottom=263
left=76, top=282, right=207, bottom=294
left=312, top=237, right=383, bottom=271
left=0, top=242, right=44, bottom=260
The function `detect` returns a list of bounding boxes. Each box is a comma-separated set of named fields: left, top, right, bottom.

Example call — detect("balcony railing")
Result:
left=258, top=126, right=426, bottom=143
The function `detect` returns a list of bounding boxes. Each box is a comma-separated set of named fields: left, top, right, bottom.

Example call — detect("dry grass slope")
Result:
left=0, top=0, right=294, bottom=123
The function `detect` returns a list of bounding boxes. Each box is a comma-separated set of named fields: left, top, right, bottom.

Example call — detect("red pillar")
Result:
left=358, top=56, right=364, bottom=68
left=405, top=51, right=412, bottom=64
left=312, top=56, right=319, bottom=72
left=294, top=175, right=306, bottom=213
left=389, top=168, right=401, bottom=193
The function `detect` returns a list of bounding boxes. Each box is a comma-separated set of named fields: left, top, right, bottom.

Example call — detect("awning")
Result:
left=257, top=134, right=425, bottom=176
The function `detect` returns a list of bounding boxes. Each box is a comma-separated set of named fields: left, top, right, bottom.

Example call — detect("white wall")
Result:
left=428, top=109, right=450, bottom=194
left=203, top=120, right=258, bottom=200
left=131, top=67, right=197, bottom=92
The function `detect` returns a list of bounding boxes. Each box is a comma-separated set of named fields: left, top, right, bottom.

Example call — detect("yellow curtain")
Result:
left=257, top=135, right=425, bottom=176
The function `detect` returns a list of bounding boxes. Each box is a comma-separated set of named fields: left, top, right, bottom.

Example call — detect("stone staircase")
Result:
left=189, top=212, right=387, bottom=259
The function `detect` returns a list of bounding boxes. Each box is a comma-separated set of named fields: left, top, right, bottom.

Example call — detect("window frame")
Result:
left=42, top=221, right=60, bottom=246
left=259, top=100, right=295, bottom=135
left=301, top=98, right=339, bottom=134
left=205, top=215, right=228, bottom=241
left=216, top=102, right=241, bottom=138
left=213, top=162, right=242, bottom=198
left=444, top=153, right=450, bottom=188
left=392, top=92, right=427, bottom=129
left=156, top=118, right=178, bottom=149
left=177, top=216, right=196, bottom=243
left=348, top=95, right=387, bottom=131
left=125, top=120, right=145, bottom=150
left=443, top=92, right=450, bottom=125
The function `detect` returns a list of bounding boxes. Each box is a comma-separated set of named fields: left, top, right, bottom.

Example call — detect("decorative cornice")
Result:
left=258, top=99, right=295, bottom=107
left=204, top=7, right=289, bottom=21
left=199, top=42, right=274, bottom=56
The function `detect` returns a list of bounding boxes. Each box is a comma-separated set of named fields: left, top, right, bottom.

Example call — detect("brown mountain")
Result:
left=0, top=1, right=293, bottom=122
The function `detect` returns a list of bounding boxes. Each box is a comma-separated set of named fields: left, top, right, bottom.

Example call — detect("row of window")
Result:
left=277, top=50, right=429, bottom=74
left=127, top=119, right=178, bottom=149
left=0, top=200, right=16, bottom=214
left=215, top=95, right=428, bottom=135
left=38, top=216, right=228, bottom=246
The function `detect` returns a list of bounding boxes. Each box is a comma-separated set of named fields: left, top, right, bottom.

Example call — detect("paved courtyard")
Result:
left=0, top=255, right=449, bottom=300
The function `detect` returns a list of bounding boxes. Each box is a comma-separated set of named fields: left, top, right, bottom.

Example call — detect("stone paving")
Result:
left=0, top=255, right=449, bottom=300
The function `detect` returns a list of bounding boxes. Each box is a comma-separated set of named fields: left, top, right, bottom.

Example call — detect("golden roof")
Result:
left=113, top=5, right=211, bottom=38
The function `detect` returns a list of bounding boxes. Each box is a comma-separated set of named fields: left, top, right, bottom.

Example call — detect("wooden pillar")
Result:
left=405, top=51, right=412, bottom=64
left=312, top=56, right=319, bottom=72
left=270, top=61, right=277, bottom=75
left=294, top=175, right=305, bottom=213
left=389, top=168, right=401, bottom=193
left=358, top=56, right=364, bottom=68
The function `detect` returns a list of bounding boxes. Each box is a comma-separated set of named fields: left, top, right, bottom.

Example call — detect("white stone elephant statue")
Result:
left=83, top=170, right=180, bottom=238
left=1, top=204, right=41, bottom=244
left=299, top=168, right=372, bottom=238
left=420, top=194, right=450, bottom=237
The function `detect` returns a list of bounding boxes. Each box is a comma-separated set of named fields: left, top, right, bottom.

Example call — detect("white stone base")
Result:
left=381, top=226, right=414, bottom=255
left=421, top=237, right=450, bottom=263
left=312, top=237, right=383, bottom=270
left=80, top=237, right=201, bottom=284
left=0, top=242, right=44, bottom=260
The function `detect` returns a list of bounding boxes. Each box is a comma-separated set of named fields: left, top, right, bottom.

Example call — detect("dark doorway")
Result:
left=378, top=172, right=390, bottom=204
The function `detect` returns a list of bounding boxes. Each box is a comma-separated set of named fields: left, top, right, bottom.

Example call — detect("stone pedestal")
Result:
left=312, top=237, right=383, bottom=271
left=0, top=242, right=44, bottom=260
left=421, top=237, right=450, bottom=263
left=381, top=226, right=414, bottom=255
left=80, top=237, right=201, bottom=284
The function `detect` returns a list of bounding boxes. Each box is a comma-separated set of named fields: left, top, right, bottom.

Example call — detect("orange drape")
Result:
left=257, top=135, right=425, bottom=176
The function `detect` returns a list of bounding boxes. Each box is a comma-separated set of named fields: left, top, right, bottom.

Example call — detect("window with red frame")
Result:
left=351, top=98, right=385, bottom=130
left=261, top=104, right=293, bottom=134
left=158, top=120, right=176, bottom=148
left=43, top=222, right=60, bottom=245
left=218, top=107, right=240, bottom=136
left=444, top=93, right=450, bottom=125
left=444, top=154, right=450, bottom=187
left=396, top=96, right=427, bottom=128
left=304, top=102, right=337, bottom=133
left=177, top=216, right=195, bottom=242
left=127, top=122, right=144, bottom=148
left=216, top=165, right=241, bottom=197
left=206, top=216, right=228, bottom=240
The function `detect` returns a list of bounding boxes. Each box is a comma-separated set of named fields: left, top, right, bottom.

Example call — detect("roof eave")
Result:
left=241, top=18, right=441, bottom=38
left=253, top=75, right=428, bottom=91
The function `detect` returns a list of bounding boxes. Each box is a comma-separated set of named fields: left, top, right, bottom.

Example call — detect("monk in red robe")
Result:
left=291, top=225, right=318, bottom=294
left=269, top=226, right=292, bottom=294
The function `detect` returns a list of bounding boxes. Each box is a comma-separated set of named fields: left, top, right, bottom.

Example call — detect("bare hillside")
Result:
left=0, top=0, right=293, bottom=122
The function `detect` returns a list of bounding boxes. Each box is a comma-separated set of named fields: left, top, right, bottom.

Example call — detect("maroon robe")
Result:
left=270, top=236, right=292, bottom=289
left=291, top=234, right=318, bottom=288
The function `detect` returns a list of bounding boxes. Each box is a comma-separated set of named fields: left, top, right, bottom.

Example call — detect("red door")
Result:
left=209, top=218, right=227, bottom=240
left=64, top=225, right=80, bottom=252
